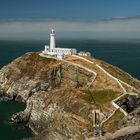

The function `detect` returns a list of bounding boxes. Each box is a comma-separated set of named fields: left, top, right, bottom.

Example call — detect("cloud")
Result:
left=1, top=16, right=140, bottom=39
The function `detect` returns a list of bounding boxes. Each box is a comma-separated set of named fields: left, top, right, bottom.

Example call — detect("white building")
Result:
left=42, top=29, right=77, bottom=59
left=78, top=51, right=91, bottom=57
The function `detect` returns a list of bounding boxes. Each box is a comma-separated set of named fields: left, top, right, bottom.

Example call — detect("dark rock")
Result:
left=10, top=111, right=30, bottom=123
left=116, top=95, right=140, bottom=113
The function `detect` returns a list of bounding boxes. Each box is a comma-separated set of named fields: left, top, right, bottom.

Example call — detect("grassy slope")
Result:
left=95, top=58, right=140, bottom=90
left=82, top=89, right=120, bottom=105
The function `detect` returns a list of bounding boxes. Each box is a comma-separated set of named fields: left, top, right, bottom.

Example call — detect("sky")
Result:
left=1, top=0, right=140, bottom=39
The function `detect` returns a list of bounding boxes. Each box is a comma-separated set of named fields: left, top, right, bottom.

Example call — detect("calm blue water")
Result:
left=0, top=40, right=140, bottom=139
left=0, top=101, right=31, bottom=140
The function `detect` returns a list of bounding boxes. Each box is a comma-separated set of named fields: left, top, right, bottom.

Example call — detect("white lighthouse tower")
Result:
left=50, top=29, right=56, bottom=52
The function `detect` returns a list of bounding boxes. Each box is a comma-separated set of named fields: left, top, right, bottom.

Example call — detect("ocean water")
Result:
left=0, top=40, right=140, bottom=139
left=0, top=101, right=31, bottom=140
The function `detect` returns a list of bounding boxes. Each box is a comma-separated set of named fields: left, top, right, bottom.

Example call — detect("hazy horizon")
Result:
left=1, top=0, right=140, bottom=40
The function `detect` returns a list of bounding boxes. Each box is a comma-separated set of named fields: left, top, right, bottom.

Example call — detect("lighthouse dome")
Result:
left=50, top=29, right=55, bottom=34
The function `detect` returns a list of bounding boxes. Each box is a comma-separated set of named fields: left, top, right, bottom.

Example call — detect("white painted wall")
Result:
left=45, top=45, right=49, bottom=52
left=50, top=29, right=56, bottom=52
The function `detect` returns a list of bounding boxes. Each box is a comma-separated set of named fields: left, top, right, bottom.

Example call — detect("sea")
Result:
left=0, top=39, right=140, bottom=140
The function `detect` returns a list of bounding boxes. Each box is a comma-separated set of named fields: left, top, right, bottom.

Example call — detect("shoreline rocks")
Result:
left=10, top=111, right=30, bottom=123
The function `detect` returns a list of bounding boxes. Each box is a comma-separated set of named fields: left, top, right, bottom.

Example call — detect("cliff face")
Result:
left=27, top=89, right=94, bottom=140
left=0, top=53, right=61, bottom=102
left=0, top=52, right=140, bottom=140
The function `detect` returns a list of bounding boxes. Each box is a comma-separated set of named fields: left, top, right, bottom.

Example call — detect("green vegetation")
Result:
left=82, top=89, right=120, bottom=105
left=103, top=110, right=124, bottom=133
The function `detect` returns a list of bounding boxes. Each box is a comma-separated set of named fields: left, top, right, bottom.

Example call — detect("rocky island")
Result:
left=0, top=51, right=140, bottom=140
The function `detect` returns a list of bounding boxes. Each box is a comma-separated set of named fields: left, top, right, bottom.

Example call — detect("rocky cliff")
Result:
left=0, top=52, right=140, bottom=140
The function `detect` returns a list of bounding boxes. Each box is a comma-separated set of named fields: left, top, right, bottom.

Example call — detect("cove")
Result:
left=0, top=101, right=32, bottom=140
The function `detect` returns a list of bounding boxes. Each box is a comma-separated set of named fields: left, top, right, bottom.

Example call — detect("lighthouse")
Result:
left=50, top=29, right=56, bottom=52
left=42, top=29, right=77, bottom=59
